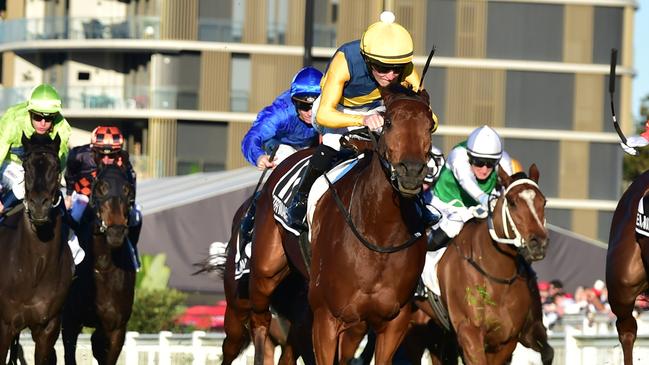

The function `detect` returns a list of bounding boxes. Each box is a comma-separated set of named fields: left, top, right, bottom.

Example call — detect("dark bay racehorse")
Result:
left=307, top=85, right=434, bottom=364
left=427, top=166, right=548, bottom=365
left=606, top=169, right=649, bottom=365
left=196, top=197, right=314, bottom=365
left=62, top=163, right=136, bottom=365
left=0, top=133, right=73, bottom=364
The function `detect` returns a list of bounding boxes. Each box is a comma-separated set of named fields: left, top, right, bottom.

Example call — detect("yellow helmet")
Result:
left=360, top=11, right=413, bottom=65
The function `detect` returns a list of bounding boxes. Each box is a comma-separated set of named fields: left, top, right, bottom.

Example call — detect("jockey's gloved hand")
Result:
left=620, top=143, right=638, bottom=156
left=477, top=193, right=490, bottom=209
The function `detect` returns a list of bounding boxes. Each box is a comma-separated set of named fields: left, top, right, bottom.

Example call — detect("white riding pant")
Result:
left=428, top=196, right=475, bottom=238
left=70, top=192, right=90, bottom=223
left=311, top=96, right=385, bottom=151
left=0, top=161, right=25, bottom=200
left=274, top=144, right=298, bottom=165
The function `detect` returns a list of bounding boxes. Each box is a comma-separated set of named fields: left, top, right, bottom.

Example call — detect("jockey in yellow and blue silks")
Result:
left=0, top=84, right=71, bottom=214
left=285, top=11, right=425, bottom=232
left=238, top=67, right=323, bottom=244
left=241, top=67, right=323, bottom=170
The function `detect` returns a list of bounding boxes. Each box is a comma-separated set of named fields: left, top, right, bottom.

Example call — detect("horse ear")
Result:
left=418, top=88, right=431, bottom=105
left=380, top=86, right=396, bottom=107
left=498, top=165, right=512, bottom=188
left=52, top=133, right=61, bottom=150
left=529, top=163, right=540, bottom=183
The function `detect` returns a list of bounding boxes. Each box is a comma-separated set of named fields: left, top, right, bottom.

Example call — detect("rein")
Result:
left=321, top=125, right=424, bottom=254
left=456, top=177, right=543, bottom=285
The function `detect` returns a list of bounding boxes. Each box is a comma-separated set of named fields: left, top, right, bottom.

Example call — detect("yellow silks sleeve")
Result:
left=315, top=52, right=365, bottom=129
left=403, top=67, right=421, bottom=92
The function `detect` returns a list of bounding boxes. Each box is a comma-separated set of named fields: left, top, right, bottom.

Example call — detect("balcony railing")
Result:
left=0, top=16, right=336, bottom=47
left=0, top=85, right=201, bottom=112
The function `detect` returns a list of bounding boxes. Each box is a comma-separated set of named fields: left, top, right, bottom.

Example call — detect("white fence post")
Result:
left=192, top=331, right=207, bottom=365
left=564, top=322, right=581, bottom=365
left=159, top=331, right=172, bottom=365
left=123, top=331, right=139, bottom=365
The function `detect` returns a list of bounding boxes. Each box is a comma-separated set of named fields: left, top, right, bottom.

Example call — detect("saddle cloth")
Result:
left=272, top=154, right=362, bottom=237
left=233, top=155, right=362, bottom=280
left=637, top=197, right=649, bottom=237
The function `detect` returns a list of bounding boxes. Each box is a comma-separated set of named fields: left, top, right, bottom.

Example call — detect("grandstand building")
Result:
left=0, top=0, right=637, bottom=243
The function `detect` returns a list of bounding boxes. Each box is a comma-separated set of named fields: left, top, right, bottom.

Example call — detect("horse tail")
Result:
left=192, top=240, right=229, bottom=279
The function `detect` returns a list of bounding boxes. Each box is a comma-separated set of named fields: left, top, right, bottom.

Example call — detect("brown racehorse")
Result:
left=307, top=85, right=434, bottom=364
left=606, top=169, right=649, bottom=365
left=423, top=166, right=548, bottom=365
left=195, top=196, right=315, bottom=365
left=0, top=133, right=74, bottom=365
left=61, top=163, right=136, bottom=365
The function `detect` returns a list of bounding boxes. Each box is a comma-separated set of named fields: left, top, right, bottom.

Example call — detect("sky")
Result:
left=633, top=0, right=649, bottom=121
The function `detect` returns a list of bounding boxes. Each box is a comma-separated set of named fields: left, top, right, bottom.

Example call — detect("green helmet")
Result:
left=27, top=84, right=62, bottom=116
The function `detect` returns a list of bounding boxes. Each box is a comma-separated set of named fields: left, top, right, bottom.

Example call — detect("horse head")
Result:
left=378, top=84, right=436, bottom=197
left=90, top=164, right=133, bottom=248
left=493, top=164, right=548, bottom=262
left=21, top=133, right=62, bottom=225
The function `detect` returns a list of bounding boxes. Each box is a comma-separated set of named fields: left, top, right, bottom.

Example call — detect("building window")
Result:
left=598, top=211, right=613, bottom=243
left=593, top=6, right=623, bottom=64
left=176, top=121, right=228, bottom=174
left=505, top=71, right=573, bottom=130
left=589, top=142, right=622, bottom=200
left=504, top=138, right=559, bottom=198
left=486, top=2, right=563, bottom=61
left=267, top=0, right=288, bottom=44
left=426, top=0, right=456, bottom=57
left=547, top=208, right=572, bottom=231
left=231, top=54, right=251, bottom=112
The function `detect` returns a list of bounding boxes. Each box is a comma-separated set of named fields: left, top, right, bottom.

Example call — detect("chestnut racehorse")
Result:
left=195, top=196, right=314, bottom=365
left=307, top=85, right=434, bottom=364
left=427, top=166, right=549, bottom=365
left=606, top=169, right=649, bottom=365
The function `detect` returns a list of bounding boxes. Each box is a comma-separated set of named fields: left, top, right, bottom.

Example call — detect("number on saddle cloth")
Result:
left=636, top=196, right=649, bottom=237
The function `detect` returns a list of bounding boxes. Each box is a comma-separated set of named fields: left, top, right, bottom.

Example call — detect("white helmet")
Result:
left=466, top=125, right=502, bottom=160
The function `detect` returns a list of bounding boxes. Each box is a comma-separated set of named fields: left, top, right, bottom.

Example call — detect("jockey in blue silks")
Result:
left=238, top=66, right=323, bottom=243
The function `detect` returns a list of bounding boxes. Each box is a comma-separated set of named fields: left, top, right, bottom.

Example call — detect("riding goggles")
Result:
left=293, top=100, right=314, bottom=112
left=469, top=157, right=498, bottom=169
left=370, top=62, right=406, bottom=75
left=30, top=111, right=57, bottom=122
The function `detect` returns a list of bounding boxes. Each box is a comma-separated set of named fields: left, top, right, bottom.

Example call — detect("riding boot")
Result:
left=286, top=145, right=337, bottom=231
left=427, top=229, right=451, bottom=251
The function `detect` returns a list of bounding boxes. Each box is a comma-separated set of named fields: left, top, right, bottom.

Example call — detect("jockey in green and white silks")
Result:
left=426, top=125, right=512, bottom=249
left=0, top=84, right=71, bottom=212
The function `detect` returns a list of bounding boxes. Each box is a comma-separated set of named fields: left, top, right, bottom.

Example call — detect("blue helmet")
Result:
left=290, top=67, right=323, bottom=102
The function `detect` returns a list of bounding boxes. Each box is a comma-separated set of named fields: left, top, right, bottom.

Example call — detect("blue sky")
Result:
left=633, top=0, right=648, bottom=121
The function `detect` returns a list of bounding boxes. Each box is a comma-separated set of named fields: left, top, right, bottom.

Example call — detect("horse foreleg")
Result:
left=102, top=327, right=127, bottom=365
left=518, top=317, right=553, bottom=365
left=0, top=323, right=15, bottom=365
left=373, top=305, right=411, bottom=365
left=486, top=339, right=517, bottom=365
left=61, top=318, right=83, bottom=365
left=339, top=323, right=367, bottom=364
left=311, top=307, right=339, bottom=365
left=455, top=323, right=487, bottom=365
left=615, top=311, right=638, bottom=365
left=222, top=304, right=251, bottom=365
left=31, top=318, right=61, bottom=365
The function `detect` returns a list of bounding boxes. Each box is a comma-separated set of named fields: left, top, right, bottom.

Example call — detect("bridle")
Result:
left=89, top=166, right=133, bottom=234
left=22, top=148, right=62, bottom=225
left=487, top=178, right=546, bottom=247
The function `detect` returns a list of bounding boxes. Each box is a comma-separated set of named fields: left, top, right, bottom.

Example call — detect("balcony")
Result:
left=0, top=85, right=200, bottom=112
left=0, top=16, right=336, bottom=47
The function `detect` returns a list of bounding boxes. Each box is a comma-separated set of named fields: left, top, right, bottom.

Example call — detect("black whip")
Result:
left=609, top=48, right=628, bottom=145
left=418, top=45, right=437, bottom=91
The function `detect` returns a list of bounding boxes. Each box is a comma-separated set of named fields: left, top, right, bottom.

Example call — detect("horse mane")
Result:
left=381, top=83, right=430, bottom=107
left=510, top=171, right=528, bottom=181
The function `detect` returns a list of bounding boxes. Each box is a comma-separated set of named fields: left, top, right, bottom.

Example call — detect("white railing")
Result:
left=11, top=315, right=649, bottom=364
